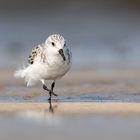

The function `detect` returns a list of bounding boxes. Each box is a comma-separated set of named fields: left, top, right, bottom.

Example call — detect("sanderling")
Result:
left=14, top=34, right=72, bottom=100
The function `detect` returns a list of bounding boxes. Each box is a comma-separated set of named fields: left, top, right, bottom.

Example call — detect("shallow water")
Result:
left=0, top=105, right=140, bottom=140
left=1, top=94, right=140, bottom=103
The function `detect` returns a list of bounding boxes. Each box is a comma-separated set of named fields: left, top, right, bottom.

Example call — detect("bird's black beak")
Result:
left=58, top=49, right=66, bottom=61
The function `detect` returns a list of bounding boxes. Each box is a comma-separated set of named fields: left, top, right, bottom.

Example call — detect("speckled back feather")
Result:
left=28, top=43, right=45, bottom=64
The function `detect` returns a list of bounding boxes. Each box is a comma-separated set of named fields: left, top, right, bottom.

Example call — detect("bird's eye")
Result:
left=52, top=42, right=55, bottom=46
left=64, top=43, right=66, bottom=47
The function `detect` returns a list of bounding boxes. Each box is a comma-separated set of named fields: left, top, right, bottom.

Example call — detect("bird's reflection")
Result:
left=48, top=99, right=58, bottom=113
left=17, top=100, right=59, bottom=124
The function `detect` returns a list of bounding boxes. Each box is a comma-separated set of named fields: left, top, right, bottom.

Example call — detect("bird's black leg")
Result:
left=51, top=81, right=58, bottom=96
left=43, top=84, right=53, bottom=101
left=51, top=82, right=55, bottom=91
left=43, top=84, right=50, bottom=92
left=43, top=82, right=57, bottom=101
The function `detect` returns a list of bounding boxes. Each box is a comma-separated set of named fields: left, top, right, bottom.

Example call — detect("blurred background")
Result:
left=0, top=0, right=140, bottom=69
left=0, top=2, right=140, bottom=140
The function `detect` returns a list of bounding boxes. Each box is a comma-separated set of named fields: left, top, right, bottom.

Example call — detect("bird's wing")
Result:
left=28, top=43, right=45, bottom=65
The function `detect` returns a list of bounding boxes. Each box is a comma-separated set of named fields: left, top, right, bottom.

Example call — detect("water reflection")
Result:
left=48, top=99, right=58, bottom=113
left=0, top=102, right=139, bottom=140
left=0, top=103, right=139, bottom=140
left=17, top=101, right=60, bottom=125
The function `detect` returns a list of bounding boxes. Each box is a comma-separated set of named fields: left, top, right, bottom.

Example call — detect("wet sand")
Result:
left=0, top=102, right=140, bottom=114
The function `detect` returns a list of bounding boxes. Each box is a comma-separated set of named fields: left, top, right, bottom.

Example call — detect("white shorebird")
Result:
left=14, top=34, right=72, bottom=100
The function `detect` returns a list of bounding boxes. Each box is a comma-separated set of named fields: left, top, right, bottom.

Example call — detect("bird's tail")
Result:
left=14, top=66, right=27, bottom=79
left=14, top=66, right=37, bottom=87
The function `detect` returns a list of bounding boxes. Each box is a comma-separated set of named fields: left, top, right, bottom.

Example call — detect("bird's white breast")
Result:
left=39, top=49, right=71, bottom=80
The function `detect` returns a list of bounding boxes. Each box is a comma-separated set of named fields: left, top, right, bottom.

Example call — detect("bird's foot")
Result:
left=43, top=84, right=58, bottom=97
left=48, top=91, right=58, bottom=101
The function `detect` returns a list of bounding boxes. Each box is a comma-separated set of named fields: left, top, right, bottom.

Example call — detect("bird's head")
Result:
left=45, top=34, right=66, bottom=61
